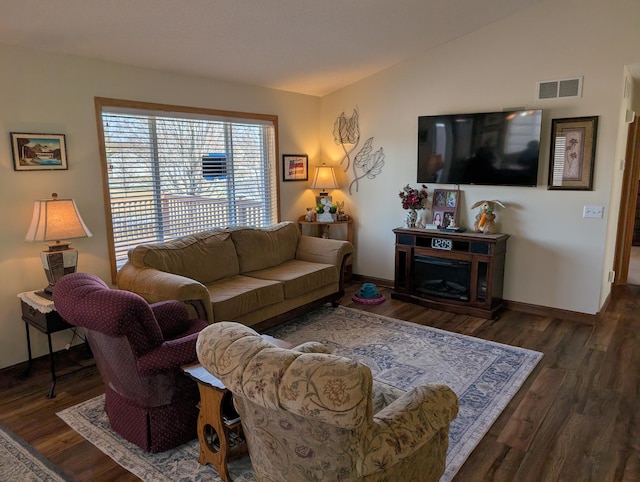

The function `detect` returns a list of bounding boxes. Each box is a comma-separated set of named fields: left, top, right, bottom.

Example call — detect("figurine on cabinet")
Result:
left=471, top=200, right=506, bottom=234
left=305, top=207, right=315, bottom=222
left=336, top=201, right=347, bottom=221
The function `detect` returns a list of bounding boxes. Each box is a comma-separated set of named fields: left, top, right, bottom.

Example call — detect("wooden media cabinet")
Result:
left=392, top=228, right=509, bottom=319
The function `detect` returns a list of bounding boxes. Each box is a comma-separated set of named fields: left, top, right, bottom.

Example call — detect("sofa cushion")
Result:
left=230, top=222, right=300, bottom=273
left=207, top=275, right=284, bottom=321
left=247, top=260, right=337, bottom=299
left=129, top=230, right=239, bottom=284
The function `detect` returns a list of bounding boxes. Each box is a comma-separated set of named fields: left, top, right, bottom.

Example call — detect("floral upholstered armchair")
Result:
left=197, top=322, right=459, bottom=482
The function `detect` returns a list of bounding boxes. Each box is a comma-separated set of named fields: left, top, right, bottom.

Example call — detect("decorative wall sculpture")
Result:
left=333, top=108, right=385, bottom=194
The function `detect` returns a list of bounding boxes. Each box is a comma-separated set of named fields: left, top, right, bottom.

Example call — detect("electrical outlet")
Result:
left=608, top=271, right=616, bottom=283
left=583, top=206, right=604, bottom=218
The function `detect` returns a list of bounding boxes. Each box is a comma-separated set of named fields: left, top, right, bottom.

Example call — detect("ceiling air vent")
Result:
left=536, top=76, right=583, bottom=100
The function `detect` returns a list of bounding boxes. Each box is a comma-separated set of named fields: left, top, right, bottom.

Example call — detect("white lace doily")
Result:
left=17, top=291, right=55, bottom=313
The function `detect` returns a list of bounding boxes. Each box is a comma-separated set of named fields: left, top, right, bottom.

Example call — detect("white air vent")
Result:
left=536, top=76, right=583, bottom=100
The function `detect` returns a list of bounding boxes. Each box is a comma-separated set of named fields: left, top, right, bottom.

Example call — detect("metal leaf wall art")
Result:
left=333, top=108, right=385, bottom=194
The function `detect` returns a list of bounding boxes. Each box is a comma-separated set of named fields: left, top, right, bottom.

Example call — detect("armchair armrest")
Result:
left=151, top=300, right=190, bottom=321
left=151, top=300, right=192, bottom=339
left=295, top=235, right=353, bottom=268
left=136, top=331, right=201, bottom=376
left=291, top=341, right=332, bottom=354
left=357, top=384, right=458, bottom=477
left=117, top=262, right=213, bottom=322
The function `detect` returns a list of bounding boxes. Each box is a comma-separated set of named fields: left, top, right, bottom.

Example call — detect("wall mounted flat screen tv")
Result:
left=417, top=109, right=542, bottom=186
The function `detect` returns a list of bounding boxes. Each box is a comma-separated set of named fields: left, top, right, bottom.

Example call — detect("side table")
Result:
left=181, top=363, right=248, bottom=482
left=182, top=335, right=292, bottom=481
left=18, top=290, right=86, bottom=398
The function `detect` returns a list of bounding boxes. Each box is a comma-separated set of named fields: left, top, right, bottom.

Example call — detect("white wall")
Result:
left=320, top=0, right=640, bottom=315
left=0, top=44, right=320, bottom=369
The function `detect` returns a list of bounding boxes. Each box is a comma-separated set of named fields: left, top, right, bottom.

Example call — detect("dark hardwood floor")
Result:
left=1, top=282, right=638, bottom=481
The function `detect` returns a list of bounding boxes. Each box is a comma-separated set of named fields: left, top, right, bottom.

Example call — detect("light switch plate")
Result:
left=583, top=205, right=604, bottom=218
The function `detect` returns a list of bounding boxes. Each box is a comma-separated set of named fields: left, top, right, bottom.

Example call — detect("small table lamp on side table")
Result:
left=25, top=193, right=92, bottom=295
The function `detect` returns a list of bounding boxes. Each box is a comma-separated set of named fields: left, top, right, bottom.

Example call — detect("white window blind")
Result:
left=99, top=104, right=278, bottom=271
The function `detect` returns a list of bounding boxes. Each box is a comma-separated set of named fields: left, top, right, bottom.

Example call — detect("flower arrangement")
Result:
left=399, top=184, right=428, bottom=210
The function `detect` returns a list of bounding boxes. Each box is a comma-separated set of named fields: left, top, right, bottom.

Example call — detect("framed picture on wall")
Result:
left=548, top=116, right=598, bottom=190
left=282, top=154, right=308, bottom=181
left=10, top=133, right=68, bottom=171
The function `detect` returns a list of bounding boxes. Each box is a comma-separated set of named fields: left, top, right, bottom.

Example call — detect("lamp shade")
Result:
left=25, top=194, right=92, bottom=245
left=309, top=164, right=339, bottom=193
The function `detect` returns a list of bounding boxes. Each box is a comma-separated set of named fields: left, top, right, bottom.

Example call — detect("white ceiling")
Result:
left=0, top=0, right=540, bottom=96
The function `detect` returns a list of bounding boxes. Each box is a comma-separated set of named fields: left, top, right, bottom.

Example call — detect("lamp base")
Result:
left=40, top=248, right=78, bottom=296
left=38, top=289, right=54, bottom=300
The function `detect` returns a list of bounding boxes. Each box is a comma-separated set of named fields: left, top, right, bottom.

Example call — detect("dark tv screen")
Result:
left=417, top=109, right=542, bottom=186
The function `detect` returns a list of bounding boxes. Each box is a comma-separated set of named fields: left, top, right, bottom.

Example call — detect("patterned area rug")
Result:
left=58, top=305, right=542, bottom=482
left=0, top=422, right=72, bottom=482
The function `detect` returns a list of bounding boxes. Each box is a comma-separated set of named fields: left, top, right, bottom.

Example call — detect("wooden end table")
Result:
left=182, top=334, right=292, bottom=482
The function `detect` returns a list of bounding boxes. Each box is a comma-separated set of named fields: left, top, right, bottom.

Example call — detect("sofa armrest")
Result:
left=117, top=262, right=213, bottom=322
left=357, top=384, right=458, bottom=477
left=295, top=235, right=354, bottom=268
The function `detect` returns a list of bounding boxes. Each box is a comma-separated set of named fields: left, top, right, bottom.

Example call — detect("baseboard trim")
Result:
left=503, top=300, right=597, bottom=325
left=351, top=274, right=598, bottom=324
left=350, top=274, right=394, bottom=289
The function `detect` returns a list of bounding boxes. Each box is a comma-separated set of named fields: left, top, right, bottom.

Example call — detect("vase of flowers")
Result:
left=399, top=184, right=428, bottom=228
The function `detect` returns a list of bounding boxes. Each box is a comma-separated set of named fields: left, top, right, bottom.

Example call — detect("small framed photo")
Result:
left=11, top=133, right=68, bottom=171
left=548, top=116, right=598, bottom=190
left=442, top=211, right=457, bottom=229
left=282, top=154, right=308, bottom=181
left=432, top=210, right=445, bottom=228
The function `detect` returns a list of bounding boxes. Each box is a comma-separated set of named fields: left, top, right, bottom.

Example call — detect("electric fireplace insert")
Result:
left=414, top=255, right=471, bottom=301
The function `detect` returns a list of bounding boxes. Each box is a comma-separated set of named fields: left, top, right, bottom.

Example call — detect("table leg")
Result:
left=21, top=323, right=33, bottom=378
left=46, top=333, right=57, bottom=399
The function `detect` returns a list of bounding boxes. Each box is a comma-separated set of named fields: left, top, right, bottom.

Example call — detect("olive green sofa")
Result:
left=116, top=222, right=353, bottom=330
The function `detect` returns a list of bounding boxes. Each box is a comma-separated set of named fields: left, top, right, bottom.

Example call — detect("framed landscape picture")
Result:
left=282, top=154, right=308, bottom=181
left=11, top=133, right=68, bottom=171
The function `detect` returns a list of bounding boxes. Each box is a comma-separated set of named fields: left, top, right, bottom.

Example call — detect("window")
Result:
left=95, top=98, right=279, bottom=281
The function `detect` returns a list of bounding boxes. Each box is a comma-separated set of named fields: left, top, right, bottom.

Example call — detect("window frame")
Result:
left=94, top=97, right=281, bottom=283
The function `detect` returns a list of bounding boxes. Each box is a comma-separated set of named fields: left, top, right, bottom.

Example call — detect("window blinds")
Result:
left=101, top=109, right=278, bottom=269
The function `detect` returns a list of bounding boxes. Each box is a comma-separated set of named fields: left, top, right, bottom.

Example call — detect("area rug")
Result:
left=0, top=422, right=72, bottom=482
left=58, top=305, right=542, bottom=482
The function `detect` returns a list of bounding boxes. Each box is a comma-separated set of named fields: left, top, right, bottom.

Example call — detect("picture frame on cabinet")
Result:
left=432, top=188, right=459, bottom=227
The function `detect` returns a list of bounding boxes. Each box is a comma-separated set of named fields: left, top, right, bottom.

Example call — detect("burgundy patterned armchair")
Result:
left=53, top=272, right=209, bottom=452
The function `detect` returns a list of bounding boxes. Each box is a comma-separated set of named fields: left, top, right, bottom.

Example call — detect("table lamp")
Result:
left=25, top=193, right=93, bottom=295
left=309, top=163, right=338, bottom=199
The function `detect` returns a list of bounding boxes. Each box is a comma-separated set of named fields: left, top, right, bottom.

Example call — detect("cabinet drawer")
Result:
left=21, top=302, right=70, bottom=333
